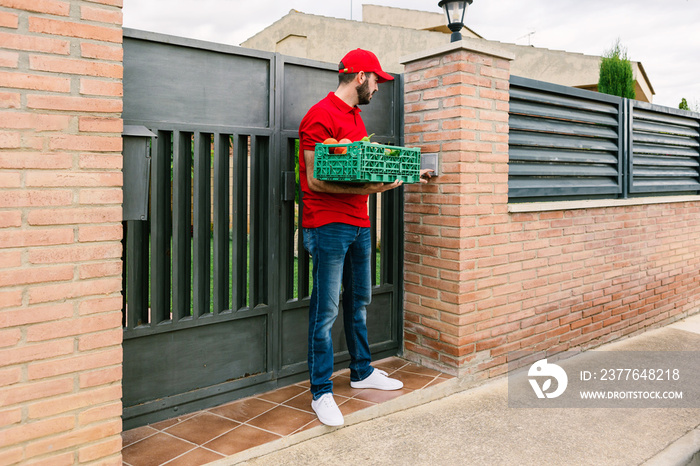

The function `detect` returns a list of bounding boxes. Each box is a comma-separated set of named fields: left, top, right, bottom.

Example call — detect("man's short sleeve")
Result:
left=299, top=106, right=335, bottom=153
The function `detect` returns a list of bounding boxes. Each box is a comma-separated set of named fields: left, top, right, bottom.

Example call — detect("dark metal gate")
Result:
left=121, top=29, right=406, bottom=429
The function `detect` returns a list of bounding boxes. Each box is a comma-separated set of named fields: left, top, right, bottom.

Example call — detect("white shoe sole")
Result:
left=313, top=409, right=344, bottom=427
left=315, top=415, right=344, bottom=427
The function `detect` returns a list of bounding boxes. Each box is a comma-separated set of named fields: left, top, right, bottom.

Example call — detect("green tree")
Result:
left=598, top=39, right=635, bottom=99
left=679, top=98, right=700, bottom=112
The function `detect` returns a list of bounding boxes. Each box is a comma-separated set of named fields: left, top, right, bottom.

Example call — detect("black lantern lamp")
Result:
left=438, top=0, right=473, bottom=42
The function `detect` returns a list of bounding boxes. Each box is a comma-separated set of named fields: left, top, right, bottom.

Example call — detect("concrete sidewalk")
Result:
left=215, top=314, right=700, bottom=466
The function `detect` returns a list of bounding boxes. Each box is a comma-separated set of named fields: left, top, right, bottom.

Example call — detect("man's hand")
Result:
left=362, top=179, right=403, bottom=194
left=419, top=169, right=435, bottom=184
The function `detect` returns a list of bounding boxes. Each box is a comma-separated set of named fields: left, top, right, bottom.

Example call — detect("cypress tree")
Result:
left=598, top=39, right=636, bottom=99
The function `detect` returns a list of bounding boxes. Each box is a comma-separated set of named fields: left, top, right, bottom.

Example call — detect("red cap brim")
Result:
left=376, top=70, right=394, bottom=83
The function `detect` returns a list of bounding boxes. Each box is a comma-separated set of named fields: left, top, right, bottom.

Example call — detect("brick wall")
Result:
left=0, top=0, right=124, bottom=464
left=401, top=41, right=700, bottom=378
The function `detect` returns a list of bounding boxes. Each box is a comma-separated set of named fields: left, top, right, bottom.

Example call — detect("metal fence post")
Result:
left=621, top=98, right=630, bottom=199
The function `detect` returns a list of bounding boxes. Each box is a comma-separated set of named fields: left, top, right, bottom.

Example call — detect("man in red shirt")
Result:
left=299, top=49, right=431, bottom=426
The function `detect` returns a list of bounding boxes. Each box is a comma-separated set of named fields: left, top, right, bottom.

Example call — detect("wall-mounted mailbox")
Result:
left=421, top=153, right=439, bottom=177
left=122, top=125, right=156, bottom=221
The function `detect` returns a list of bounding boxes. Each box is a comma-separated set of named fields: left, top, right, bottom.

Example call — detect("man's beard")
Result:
left=356, top=79, right=373, bottom=105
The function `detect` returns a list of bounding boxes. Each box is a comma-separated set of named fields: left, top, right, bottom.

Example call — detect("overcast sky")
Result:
left=122, top=0, right=700, bottom=109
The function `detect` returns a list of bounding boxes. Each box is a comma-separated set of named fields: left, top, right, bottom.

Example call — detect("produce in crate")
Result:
left=359, top=133, right=399, bottom=156
left=322, top=137, right=352, bottom=154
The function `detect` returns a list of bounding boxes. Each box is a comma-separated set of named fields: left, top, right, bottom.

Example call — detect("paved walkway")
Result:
left=210, top=314, right=700, bottom=466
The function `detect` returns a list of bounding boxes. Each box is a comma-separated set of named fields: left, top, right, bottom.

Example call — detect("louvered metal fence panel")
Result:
left=508, top=76, right=624, bottom=201
left=508, top=76, right=700, bottom=202
left=628, top=101, right=700, bottom=195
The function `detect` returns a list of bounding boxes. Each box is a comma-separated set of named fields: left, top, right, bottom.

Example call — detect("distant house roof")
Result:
left=360, top=4, right=482, bottom=38
left=241, top=5, right=654, bottom=102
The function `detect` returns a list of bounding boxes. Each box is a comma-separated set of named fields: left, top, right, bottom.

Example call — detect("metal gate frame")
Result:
left=121, top=29, right=405, bottom=429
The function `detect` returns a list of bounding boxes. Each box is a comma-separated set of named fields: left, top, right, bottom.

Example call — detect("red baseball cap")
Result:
left=339, top=48, right=394, bottom=83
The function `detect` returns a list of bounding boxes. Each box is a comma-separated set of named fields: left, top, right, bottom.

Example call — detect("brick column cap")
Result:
left=399, top=36, right=515, bottom=66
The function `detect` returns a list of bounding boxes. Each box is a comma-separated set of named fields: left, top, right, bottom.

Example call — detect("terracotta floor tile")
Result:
left=208, top=397, right=276, bottom=423
left=204, top=424, right=281, bottom=456
left=295, top=380, right=311, bottom=388
left=281, top=389, right=314, bottom=413
left=246, top=405, right=318, bottom=437
left=353, top=387, right=412, bottom=404
left=331, top=375, right=366, bottom=398
left=391, top=371, right=438, bottom=390
left=332, top=393, right=350, bottom=404
left=163, top=447, right=224, bottom=466
left=338, top=397, right=374, bottom=416
left=164, top=412, right=239, bottom=445
left=373, top=357, right=408, bottom=372
left=331, top=368, right=350, bottom=378
left=148, top=412, right=197, bottom=432
left=397, top=363, right=443, bottom=377
left=291, top=418, right=322, bottom=434
left=256, top=384, right=307, bottom=404
left=122, top=425, right=158, bottom=448
left=121, top=432, right=194, bottom=466
left=424, top=377, right=450, bottom=388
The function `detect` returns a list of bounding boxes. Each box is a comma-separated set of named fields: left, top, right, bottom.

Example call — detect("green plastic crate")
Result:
left=314, top=141, right=421, bottom=184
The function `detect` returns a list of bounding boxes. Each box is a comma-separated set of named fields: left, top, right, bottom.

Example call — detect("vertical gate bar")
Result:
left=369, top=193, right=377, bottom=287
left=395, top=75, right=405, bottom=345
left=380, top=189, right=393, bottom=285
left=150, top=130, right=171, bottom=325
left=172, top=131, right=192, bottom=321
left=126, top=219, right=148, bottom=328
left=298, top=192, right=310, bottom=298
left=394, top=184, right=404, bottom=342
left=282, top=138, right=295, bottom=301
left=249, top=135, right=258, bottom=308
left=232, top=135, right=249, bottom=311
left=121, top=220, right=126, bottom=328
left=165, top=136, right=173, bottom=322
left=193, top=132, right=212, bottom=317
left=213, top=133, right=230, bottom=314
left=281, top=138, right=291, bottom=301
left=256, top=136, right=270, bottom=306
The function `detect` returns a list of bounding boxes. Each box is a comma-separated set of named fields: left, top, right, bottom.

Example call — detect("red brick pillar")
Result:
left=0, top=0, right=123, bottom=464
left=401, top=39, right=514, bottom=378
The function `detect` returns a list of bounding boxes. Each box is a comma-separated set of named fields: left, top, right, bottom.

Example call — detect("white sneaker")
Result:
left=311, top=393, right=344, bottom=426
left=350, top=369, right=403, bottom=390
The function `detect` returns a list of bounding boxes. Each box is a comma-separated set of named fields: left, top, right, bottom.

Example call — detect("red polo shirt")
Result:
left=299, top=92, right=370, bottom=228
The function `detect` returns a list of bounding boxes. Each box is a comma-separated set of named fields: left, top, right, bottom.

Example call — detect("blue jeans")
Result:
left=303, top=223, right=374, bottom=399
